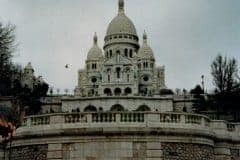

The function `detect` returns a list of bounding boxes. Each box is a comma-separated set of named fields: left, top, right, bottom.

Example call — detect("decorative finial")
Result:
left=93, top=32, right=98, bottom=44
left=143, top=30, right=147, bottom=43
left=119, top=0, right=124, bottom=13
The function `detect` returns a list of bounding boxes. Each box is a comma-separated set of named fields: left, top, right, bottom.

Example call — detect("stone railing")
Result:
left=19, top=112, right=240, bottom=139
left=22, top=112, right=210, bottom=127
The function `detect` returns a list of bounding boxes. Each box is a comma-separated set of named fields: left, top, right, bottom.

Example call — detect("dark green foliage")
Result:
left=0, top=22, right=49, bottom=123
left=190, top=85, right=204, bottom=95
left=160, top=89, right=174, bottom=95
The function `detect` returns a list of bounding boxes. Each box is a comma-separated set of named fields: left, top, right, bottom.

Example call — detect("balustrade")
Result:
left=65, top=113, right=87, bottom=123
left=31, top=116, right=50, bottom=126
left=92, top=113, right=116, bottom=122
left=120, top=112, right=144, bottom=122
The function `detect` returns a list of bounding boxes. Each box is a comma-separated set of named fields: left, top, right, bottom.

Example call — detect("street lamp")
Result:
left=201, top=75, right=205, bottom=94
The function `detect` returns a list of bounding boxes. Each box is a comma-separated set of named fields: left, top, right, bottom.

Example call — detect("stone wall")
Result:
left=162, top=143, right=214, bottom=160
left=231, top=149, right=240, bottom=160
left=62, top=97, right=173, bottom=112
left=0, top=144, right=4, bottom=160
left=9, top=144, right=47, bottom=160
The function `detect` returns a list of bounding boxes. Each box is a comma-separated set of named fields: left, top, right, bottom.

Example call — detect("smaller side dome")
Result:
left=137, top=31, right=155, bottom=60
left=24, top=62, right=34, bottom=72
left=87, top=33, right=103, bottom=60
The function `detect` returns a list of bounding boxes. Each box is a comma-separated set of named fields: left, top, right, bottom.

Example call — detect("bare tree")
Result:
left=0, top=23, right=16, bottom=95
left=211, top=54, right=239, bottom=93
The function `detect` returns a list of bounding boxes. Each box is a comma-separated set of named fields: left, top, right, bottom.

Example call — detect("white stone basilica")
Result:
left=75, top=0, right=165, bottom=98
left=6, top=1, right=240, bottom=160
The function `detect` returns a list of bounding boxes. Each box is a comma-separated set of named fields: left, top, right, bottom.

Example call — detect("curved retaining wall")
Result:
left=7, top=112, right=240, bottom=160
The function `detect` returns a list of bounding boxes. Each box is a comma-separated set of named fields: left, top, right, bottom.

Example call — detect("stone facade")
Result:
left=9, top=145, right=47, bottom=160
left=162, top=143, right=214, bottom=160
left=74, top=0, right=166, bottom=98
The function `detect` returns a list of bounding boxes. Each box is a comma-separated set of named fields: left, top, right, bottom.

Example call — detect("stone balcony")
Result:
left=16, top=112, right=240, bottom=142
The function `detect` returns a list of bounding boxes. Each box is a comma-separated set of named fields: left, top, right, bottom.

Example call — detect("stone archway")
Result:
left=136, top=105, right=151, bottom=111
left=114, top=88, right=122, bottom=96
left=84, top=105, right=97, bottom=112
left=110, top=104, right=124, bottom=112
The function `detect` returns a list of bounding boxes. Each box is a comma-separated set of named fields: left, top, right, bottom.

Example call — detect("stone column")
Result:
left=47, top=143, right=63, bottom=160
left=146, top=142, right=163, bottom=159
left=214, top=142, right=231, bottom=160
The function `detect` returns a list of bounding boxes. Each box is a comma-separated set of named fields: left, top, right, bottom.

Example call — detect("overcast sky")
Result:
left=0, top=0, right=239, bottom=93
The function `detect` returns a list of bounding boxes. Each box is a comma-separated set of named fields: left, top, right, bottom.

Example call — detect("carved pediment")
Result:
left=104, top=54, right=133, bottom=66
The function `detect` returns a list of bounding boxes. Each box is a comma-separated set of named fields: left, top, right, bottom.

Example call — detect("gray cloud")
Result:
left=0, top=0, right=239, bottom=93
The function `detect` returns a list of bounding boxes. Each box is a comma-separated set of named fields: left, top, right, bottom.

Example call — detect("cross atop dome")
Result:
left=143, top=30, right=148, bottom=43
left=118, top=0, right=124, bottom=13
left=93, top=32, right=98, bottom=45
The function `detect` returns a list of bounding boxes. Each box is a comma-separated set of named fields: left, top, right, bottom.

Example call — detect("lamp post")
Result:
left=183, top=89, right=187, bottom=112
left=201, top=75, right=205, bottom=94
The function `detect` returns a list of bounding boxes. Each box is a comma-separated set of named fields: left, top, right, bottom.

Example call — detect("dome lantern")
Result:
left=137, top=31, right=155, bottom=60
left=87, top=33, right=103, bottom=61
left=118, top=0, right=124, bottom=13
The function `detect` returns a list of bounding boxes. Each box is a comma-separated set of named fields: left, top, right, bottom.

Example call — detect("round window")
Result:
left=143, top=76, right=149, bottom=82
left=92, top=77, right=97, bottom=83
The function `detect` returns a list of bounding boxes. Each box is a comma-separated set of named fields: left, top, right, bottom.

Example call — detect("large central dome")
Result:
left=106, top=13, right=137, bottom=36
left=104, top=0, right=139, bottom=49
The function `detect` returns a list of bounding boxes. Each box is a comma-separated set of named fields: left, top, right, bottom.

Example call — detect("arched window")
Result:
left=129, top=49, right=133, bottom=58
left=125, top=87, right=132, bottom=94
left=108, top=75, right=110, bottom=82
left=116, top=67, right=121, bottom=79
left=104, top=88, right=112, bottom=96
left=124, top=48, right=128, bottom=57
left=114, top=88, right=122, bottom=96
left=110, top=50, right=112, bottom=57
left=84, top=105, right=97, bottom=112
left=136, top=105, right=151, bottom=111
left=110, top=104, right=124, bottom=112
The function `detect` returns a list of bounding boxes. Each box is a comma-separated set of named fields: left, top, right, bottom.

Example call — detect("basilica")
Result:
left=3, top=1, right=240, bottom=160
left=75, top=0, right=165, bottom=98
